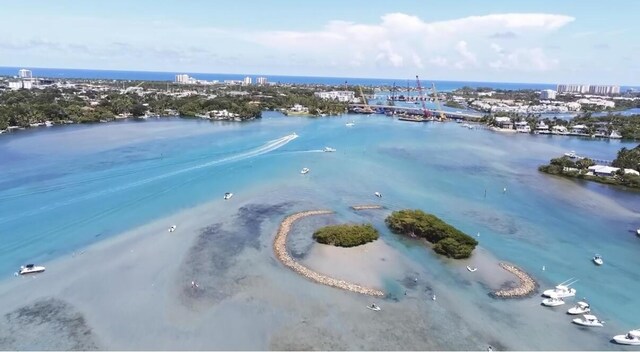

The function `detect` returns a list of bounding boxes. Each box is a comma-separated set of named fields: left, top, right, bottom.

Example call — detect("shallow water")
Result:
left=0, top=113, right=639, bottom=349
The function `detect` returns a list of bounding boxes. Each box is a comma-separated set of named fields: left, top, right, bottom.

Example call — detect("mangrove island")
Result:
left=312, top=224, right=379, bottom=248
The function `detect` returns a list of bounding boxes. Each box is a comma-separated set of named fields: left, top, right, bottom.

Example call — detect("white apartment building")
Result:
left=588, top=85, right=620, bottom=95
left=314, top=90, right=355, bottom=102
left=557, top=84, right=590, bottom=94
left=540, top=89, right=556, bottom=100
left=256, top=77, right=268, bottom=85
left=175, top=74, right=194, bottom=84
left=18, top=69, right=32, bottom=78
left=243, top=76, right=252, bottom=85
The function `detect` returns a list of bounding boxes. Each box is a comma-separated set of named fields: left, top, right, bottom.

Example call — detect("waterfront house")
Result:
left=570, top=124, right=588, bottom=134
left=588, top=165, right=619, bottom=176
left=536, top=121, right=550, bottom=134
left=494, top=116, right=512, bottom=129
left=551, top=125, right=568, bottom=135
left=514, top=121, right=531, bottom=133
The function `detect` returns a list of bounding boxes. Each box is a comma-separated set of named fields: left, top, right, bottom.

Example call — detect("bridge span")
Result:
left=348, top=103, right=483, bottom=120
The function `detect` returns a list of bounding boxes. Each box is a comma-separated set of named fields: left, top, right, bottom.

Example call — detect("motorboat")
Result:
left=466, top=266, right=478, bottom=272
left=613, top=329, right=640, bottom=345
left=223, top=192, right=233, bottom=200
left=564, top=151, right=578, bottom=158
left=168, top=225, right=177, bottom=232
left=367, top=304, right=381, bottom=311
left=432, top=294, right=437, bottom=301
left=44, top=121, right=53, bottom=127
left=543, top=279, right=578, bottom=298
left=592, top=254, right=603, bottom=266
left=323, top=147, right=336, bottom=152
left=567, top=301, right=591, bottom=315
left=18, top=264, right=45, bottom=275
left=374, top=192, right=382, bottom=198
left=345, top=122, right=355, bottom=127
left=572, top=314, right=604, bottom=327
left=542, top=295, right=566, bottom=307
left=300, top=168, right=310, bottom=174
left=636, top=228, right=640, bottom=237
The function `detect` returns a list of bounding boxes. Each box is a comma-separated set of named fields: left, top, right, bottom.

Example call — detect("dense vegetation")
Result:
left=539, top=146, right=640, bottom=189
left=312, top=224, right=379, bottom=247
left=385, top=210, right=478, bottom=259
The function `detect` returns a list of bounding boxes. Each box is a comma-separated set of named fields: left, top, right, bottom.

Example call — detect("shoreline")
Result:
left=273, top=210, right=385, bottom=297
left=491, top=262, right=538, bottom=298
left=350, top=204, right=384, bottom=211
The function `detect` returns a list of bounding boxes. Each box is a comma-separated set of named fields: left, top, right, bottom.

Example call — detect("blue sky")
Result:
left=1, top=0, right=638, bottom=84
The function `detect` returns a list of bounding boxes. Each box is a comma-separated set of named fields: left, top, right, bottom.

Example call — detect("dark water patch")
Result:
left=234, top=202, right=293, bottom=248
left=379, top=146, right=493, bottom=174
left=0, top=298, right=99, bottom=350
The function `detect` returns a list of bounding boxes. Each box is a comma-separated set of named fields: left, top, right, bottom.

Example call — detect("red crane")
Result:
left=415, top=75, right=431, bottom=118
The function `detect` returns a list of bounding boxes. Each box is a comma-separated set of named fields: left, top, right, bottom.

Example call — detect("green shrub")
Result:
left=385, top=209, right=477, bottom=259
left=312, top=224, right=379, bottom=247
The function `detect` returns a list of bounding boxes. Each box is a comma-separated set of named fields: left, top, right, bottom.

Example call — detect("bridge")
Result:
left=347, top=103, right=483, bottom=120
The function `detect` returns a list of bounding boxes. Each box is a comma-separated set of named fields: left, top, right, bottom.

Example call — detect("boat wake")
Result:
left=0, top=134, right=299, bottom=225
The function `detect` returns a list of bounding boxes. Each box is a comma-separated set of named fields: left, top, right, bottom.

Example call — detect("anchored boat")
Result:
left=567, top=301, right=591, bottom=315
left=572, top=314, right=604, bottom=327
left=543, top=279, right=578, bottom=298
left=613, top=329, right=640, bottom=345
left=18, top=264, right=46, bottom=275
left=300, top=168, right=310, bottom=174
left=224, top=192, right=233, bottom=200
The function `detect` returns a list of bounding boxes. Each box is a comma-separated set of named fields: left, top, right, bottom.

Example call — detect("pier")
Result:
left=348, top=103, right=483, bottom=120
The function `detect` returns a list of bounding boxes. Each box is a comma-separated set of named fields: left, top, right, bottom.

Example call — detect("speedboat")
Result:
left=367, top=304, right=381, bottom=311
left=567, top=301, right=591, bottom=315
left=564, top=151, right=577, bottom=158
left=592, top=254, right=603, bottom=266
left=543, top=279, right=578, bottom=298
left=636, top=228, right=640, bottom=237
left=345, top=122, right=355, bottom=127
left=374, top=192, right=382, bottom=198
left=300, top=168, right=310, bottom=174
left=323, top=147, right=336, bottom=152
left=613, top=329, right=640, bottom=345
left=223, top=192, right=233, bottom=200
left=542, top=295, right=566, bottom=307
left=572, top=314, right=604, bottom=327
left=18, top=264, right=45, bottom=275
left=466, top=266, right=478, bottom=272
left=168, top=225, right=177, bottom=232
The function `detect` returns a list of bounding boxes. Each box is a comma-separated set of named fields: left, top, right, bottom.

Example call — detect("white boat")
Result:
left=572, top=314, right=604, bottom=327
left=636, top=228, right=640, bottom=237
left=543, top=279, right=578, bottom=298
left=564, top=151, right=578, bottom=158
left=592, top=254, right=603, bottom=266
left=567, top=301, right=591, bottom=315
left=542, top=295, right=566, bottom=307
left=374, top=192, right=382, bottom=198
left=613, top=329, right=640, bottom=345
left=44, top=121, right=53, bottom=127
left=345, top=122, right=355, bottom=127
left=323, top=147, right=336, bottom=152
left=300, top=168, right=310, bottom=174
left=168, top=225, right=177, bottom=232
left=367, top=304, right=381, bottom=311
left=223, top=192, right=233, bottom=200
left=18, top=264, right=46, bottom=275
left=466, top=266, right=477, bottom=272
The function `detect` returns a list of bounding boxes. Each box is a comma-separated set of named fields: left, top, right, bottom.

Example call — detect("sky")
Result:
left=1, top=0, right=639, bottom=84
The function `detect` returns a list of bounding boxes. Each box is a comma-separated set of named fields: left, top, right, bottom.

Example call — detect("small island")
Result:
left=312, top=224, right=379, bottom=247
left=539, top=145, right=640, bottom=189
left=385, top=209, right=478, bottom=259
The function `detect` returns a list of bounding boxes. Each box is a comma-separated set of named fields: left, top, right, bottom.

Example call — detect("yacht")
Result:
left=613, top=329, right=640, bottom=345
left=542, top=295, right=566, bottom=307
left=466, top=266, right=478, bottom=272
left=300, top=168, right=310, bottom=174
left=374, top=192, right=382, bottom=198
left=567, top=301, right=591, bottom=315
left=572, top=314, right=604, bottom=327
left=543, top=279, right=578, bottom=298
left=18, top=264, right=46, bottom=275
left=592, top=254, right=603, bottom=266
left=168, top=225, right=177, bottom=232
left=323, top=147, right=336, bottom=152
left=367, top=304, right=381, bottom=311
left=223, top=192, right=233, bottom=200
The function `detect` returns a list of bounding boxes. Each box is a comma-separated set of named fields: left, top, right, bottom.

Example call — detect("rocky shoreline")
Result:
left=273, top=210, right=385, bottom=297
left=492, top=262, right=537, bottom=298
left=350, top=205, right=384, bottom=211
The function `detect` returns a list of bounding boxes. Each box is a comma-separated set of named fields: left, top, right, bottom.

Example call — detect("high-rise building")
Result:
left=539, top=89, right=557, bottom=100
left=175, top=74, right=191, bottom=84
left=256, top=77, right=268, bottom=85
left=243, top=76, right=252, bottom=85
left=18, top=69, right=32, bottom=78
left=556, top=84, right=589, bottom=94
left=588, top=85, right=620, bottom=95
left=557, top=84, right=620, bottom=95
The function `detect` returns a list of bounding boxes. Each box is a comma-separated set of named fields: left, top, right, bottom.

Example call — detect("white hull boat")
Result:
left=567, top=302, right=591, bottom=315
left=543, top=279, right=578, bottom=298
left=323, top=147, right=336, bottom=152
left=374, top=192, right=382, bottom=198
left=367, top=304, right=381, bottom=311
left=593, top=255, right=603, bottom=266
left=224, top=192, right=233, bottom=200
left=300, top=168, right=310, bottom=174
left=18, top=264, right=46, bottom=275
left=636, top=228, right=640, bottom=237
left=345, top=122, right=355, bottom=127
left=168, top=225, right=177, bottom=232
left=466, top=266, right=477, bottom=272
left=542, top=297, right=565, bottom=307
left=572, top=314, right=604, bottom=327
left=613, top=330, right=640, bottom=345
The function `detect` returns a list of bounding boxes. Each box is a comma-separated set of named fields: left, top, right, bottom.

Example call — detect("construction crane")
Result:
left=431, top=82, right=447, bottom=121
left=415, top=75, right=431, bottom=118
left=358, top=86, right=374, bottom=114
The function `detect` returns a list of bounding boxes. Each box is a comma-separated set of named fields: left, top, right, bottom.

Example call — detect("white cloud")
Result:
left=489, top=47, right=559, bottom=71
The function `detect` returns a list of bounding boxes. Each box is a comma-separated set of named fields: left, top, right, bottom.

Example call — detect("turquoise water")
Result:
left=1, top=113, right=639, bottom=334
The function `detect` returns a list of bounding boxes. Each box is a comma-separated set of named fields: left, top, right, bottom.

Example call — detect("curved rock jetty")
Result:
left=350, top=205, right=384, bottom=211
left=493, top=262, right=537, bottom=298
left=273, top=210, right=385, bottom=297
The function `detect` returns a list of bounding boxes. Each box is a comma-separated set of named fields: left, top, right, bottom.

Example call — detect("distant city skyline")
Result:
left=1, top=0, right=638, bottom=85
